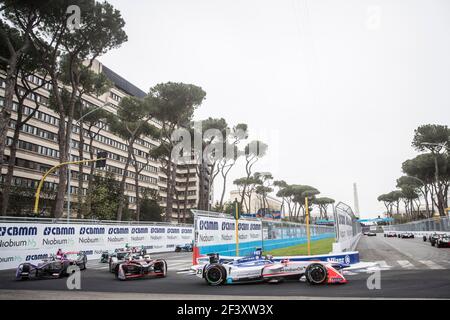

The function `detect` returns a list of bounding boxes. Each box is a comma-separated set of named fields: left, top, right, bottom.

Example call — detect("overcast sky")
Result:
left=98, top=0, right=450, bottom=218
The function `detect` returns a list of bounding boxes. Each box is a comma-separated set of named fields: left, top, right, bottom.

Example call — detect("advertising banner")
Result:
left=196, top=215, right=262, bottom=256
left=194, top=213, right=336, bottom=257
left=0, top=222, right=193, bottom=270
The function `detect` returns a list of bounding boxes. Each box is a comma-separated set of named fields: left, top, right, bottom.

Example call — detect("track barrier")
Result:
left=0, top=219, right=194, bottom=270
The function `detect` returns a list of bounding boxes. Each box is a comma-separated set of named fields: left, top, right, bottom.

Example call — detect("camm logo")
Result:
left=43, top=227, right=75, bottom=236
left=0, top=226, right=38, bottom=237
left=79, top=227, right=105, bottom=235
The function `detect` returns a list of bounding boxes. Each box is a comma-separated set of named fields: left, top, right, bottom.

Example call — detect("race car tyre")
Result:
left=423, top=236, right=427, bottom=242
left=175, top=247, right=181, bottom=252
left=114, top=265, right=121, bottom=279
left=431, top=242, right=435, bottom=247
left=204, top=264, right=226, bottom=286
left=59, top=267, right=69, bottom=278
left=20, top=264, right=31, bottom=280
left=305, top=263, right=328, bottom=285
left=155, top=260, right=168, bottom=277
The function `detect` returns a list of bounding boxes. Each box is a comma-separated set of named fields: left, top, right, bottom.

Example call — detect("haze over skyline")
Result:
left=98, top=0, right=450, bottom=218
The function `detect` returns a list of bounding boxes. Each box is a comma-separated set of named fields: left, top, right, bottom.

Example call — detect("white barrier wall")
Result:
left=195, top=215, right=262, bottom=256
left=0, top=222, right=193, bottom=270
left=332, top=202, right=362, bottom=252
left=332, top=233, right=361, bottom=253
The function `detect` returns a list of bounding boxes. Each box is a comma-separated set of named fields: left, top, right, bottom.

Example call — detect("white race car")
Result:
left=190, top=249, right=348, bottom=286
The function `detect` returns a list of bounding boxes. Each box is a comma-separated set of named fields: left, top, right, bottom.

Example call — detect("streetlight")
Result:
left=67, top=103, right=110, bottom=222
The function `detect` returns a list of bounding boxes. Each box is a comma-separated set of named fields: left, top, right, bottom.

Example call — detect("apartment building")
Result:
left=229, top=190, right=286, bottom=217
left=0, top=60, right=211, bottom=221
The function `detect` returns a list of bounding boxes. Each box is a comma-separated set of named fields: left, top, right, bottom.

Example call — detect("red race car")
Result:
left=114, top=255, right=167, bottom=280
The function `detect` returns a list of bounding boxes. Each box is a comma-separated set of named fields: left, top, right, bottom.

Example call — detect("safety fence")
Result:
left=192, top=210, right=335, bottom=257
left=0, top=216, right=192, bottom=227
left=384, top=216, right=450, bottom=233
left=261, top=220, right=335, bottom=252
left=332, top=202, right=362, bottom=252
left=0, top=218, right=193, bottom=270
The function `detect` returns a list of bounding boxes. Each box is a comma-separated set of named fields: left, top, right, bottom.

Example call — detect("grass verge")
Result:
left=263, top=237, right=334, bottom=256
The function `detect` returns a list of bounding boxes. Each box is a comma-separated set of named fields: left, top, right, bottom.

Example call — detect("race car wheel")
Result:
left=114, top=265, right=121, bottom=279
left=205, top=264, right=226, bottom=286
left=305, top=263, right=328, bottom=285
left=154, top=260, right=168, bottom=277
left=175, top=247, right=181, bottom=252
left=20, top=264, right=31, bottom=280
left=423, top=236, right=427, bottom=242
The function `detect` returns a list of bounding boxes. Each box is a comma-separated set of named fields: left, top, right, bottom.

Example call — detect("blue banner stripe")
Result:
left=198, top=233, right=335, bottom=257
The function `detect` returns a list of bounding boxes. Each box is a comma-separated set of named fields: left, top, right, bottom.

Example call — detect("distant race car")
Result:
left=175, top=243, right=193, bottom=252
left=101, top=247, right=144, bottom=263
left=399, top=232, right=414, bottom=239
left=429, top=233, right=442, bottom=247
left=108, top=250, right=134, bottom=272
left=15, top=251, right=87, bottom=280
left=436, top=235, right=450, bottom=248
left=114, top=255, right=167, bottom=280
left=101, top=251, right=112, bottom=263
left=366, top=232, right=377, bottom=236
left=384, top=231, right=397, bottom=237
left=108, top=247, right=149, bottom=272
left=190, top=249, right=349, bottom=286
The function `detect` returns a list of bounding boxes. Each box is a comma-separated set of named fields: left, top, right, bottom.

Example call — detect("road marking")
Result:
left=176, top=270, right=193, bottom=274
left=375, top=260, right=391, bottom=269
left=168, top=261, right=191, bottom=267
left=397, top=260, right=415, bottom=269
left=419, top=260, right=445, bottom=270
left=343, top=271, right=358, bottom=275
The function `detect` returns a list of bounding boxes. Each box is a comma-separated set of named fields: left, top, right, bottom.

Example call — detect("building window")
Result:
left=110, top=92, right=121, bottom=102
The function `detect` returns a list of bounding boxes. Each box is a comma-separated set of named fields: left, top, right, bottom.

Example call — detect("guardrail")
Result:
left=0, top=218, right=195, bottom=270
left=384, top=216, right=450, bottom=232
left=193, top=210, right=336, bottom=257
left=0, top=216, right=192, bottom=227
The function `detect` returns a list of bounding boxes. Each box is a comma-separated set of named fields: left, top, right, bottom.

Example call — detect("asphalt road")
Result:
left=0, top=236, right=449, bottom=299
